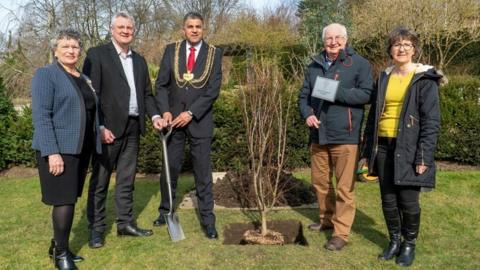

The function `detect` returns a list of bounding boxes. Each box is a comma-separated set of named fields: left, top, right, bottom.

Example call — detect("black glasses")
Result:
left=392, top=43, right=414, bottom=51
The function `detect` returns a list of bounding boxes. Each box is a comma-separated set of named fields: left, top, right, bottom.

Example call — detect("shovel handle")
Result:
left=158, top=125, right=172, bottom=140
left=159, top=125, right=174, bottom=215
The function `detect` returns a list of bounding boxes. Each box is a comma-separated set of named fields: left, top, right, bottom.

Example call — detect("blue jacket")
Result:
left=32, top=62, right=102, bottom=157
left=298, top=47, right=374, bottom=145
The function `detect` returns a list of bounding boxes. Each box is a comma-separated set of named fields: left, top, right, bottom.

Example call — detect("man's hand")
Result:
left=162, top=112, right=173, bottom=125
left=416, top=164, right=428, bottom=175
left=306, top=115, right=320, bottom=129
left=48, top=154, right=64, bottom=176
left=153, top=117, right=168, bottom=130
left=101, top=128, right=116, bottom=144
left=172, top=111, right=193, bottom=128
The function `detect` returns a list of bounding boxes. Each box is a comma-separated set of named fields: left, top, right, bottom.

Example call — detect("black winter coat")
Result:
left=298, top=47, right=374, bottom=145
left=361, top=64, right=441, bottom=188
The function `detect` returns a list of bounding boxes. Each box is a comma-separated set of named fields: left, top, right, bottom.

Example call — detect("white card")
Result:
left=312, top=76, right=339, bottom=102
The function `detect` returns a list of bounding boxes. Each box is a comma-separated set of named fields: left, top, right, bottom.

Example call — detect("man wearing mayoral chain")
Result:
left=151, top=12, right=222, bottom=239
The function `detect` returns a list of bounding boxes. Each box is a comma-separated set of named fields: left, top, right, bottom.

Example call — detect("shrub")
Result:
left=5, top=75, right=479, bottom=172
left=0, top=78, right=16, bottom=170
left=137, top=119, right=163, bottom=174
left=7, top=106, right=35, bottom=167
left=437, top=76, right=480, bottom=165
left=212, top=89, right=248, bottom=171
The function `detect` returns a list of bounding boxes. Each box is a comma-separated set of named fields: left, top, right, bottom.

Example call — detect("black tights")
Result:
left=52, top=204, right=75, bottom=252
left=376, top=138, right=420, bottom=215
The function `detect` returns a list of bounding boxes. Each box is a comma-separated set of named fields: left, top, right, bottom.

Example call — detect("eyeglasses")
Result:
left=59, top=45, right=80, bottom=51
left=392, top=43, right=414, bottom=51
left=324, top=35, right=345, bottom=44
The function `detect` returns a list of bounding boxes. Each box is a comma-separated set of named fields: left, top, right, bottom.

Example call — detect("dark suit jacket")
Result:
left=155, top=40, right=222, bottom=138
left=83, top=42, right=158, bottom=137
left=32, top=62, right=102, bottom=156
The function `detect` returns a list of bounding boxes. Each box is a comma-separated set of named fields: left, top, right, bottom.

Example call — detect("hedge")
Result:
left=1, top=76, right=480, bottom=172
left=0, top=80, right=34, bottom=170
left=436, top=76, right=480, bottom=164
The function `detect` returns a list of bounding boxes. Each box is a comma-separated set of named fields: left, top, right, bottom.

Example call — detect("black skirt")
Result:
left=37, top=136, right=93, bottom=206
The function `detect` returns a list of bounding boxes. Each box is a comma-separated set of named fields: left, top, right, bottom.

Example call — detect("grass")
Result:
left=0, top=171, right=479, bottom=270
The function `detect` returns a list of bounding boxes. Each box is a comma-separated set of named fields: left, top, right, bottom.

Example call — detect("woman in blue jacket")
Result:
left=32, top=29, right=101, bottom=270
left=360, top=27, right=441, bottom=267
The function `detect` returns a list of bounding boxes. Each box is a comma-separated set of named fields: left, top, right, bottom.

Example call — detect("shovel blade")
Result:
left=164, top=213, right=185, bottom=242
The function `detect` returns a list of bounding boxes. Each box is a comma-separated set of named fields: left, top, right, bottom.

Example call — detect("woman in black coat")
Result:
left=32, top=29, right=101, bottom=270
left=360, top=27, right=441, bottom=267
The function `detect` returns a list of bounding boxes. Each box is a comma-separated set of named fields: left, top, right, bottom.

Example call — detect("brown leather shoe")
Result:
left=308, top=222, right=333, bottom=231
left=324, top=236, right=347, bottom=251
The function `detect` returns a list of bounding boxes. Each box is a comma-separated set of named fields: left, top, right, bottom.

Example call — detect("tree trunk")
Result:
left=261, top=209, right=268, bottom=236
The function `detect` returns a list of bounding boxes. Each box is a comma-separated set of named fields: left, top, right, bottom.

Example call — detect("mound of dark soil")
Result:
left=213, top=171, right=316, bottom=208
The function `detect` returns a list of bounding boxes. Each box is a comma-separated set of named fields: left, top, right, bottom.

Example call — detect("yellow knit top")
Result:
left=378, top=70, right=415, bottom=138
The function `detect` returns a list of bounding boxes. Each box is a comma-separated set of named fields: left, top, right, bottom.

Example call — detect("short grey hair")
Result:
left=50, top=29, right=83, bottom=51
left=110, top=11, right=135, bottom=29
left=322, top=23, right=348, bottom=41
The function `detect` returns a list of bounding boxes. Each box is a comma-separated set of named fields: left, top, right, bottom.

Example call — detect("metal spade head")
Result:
left=164, top=213, right=185, bottom=242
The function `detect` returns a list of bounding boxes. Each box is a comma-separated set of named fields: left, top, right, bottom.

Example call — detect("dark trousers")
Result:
left=376, top=137, right=420, bottom=215
left=158, top=129, right=215, bottom=226
left=87, top=117, right=140, bottom=231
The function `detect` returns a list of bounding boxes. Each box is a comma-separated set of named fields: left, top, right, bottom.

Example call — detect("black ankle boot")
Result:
left=378, top=208, right=401, bottom=260
left=54, top=250, right=78, bottom=270
left=396, top=239, right=416, bottom=267
left=378, top=233, right=401, bottom=260
left=49, top=239, right=84, bottom=263
left=396, top=211, right=420, bottom=267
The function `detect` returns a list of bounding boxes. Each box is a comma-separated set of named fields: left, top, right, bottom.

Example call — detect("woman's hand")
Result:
left=416, top=164, right=428, bottom=175
left=48, top=154, right=64, bottom=176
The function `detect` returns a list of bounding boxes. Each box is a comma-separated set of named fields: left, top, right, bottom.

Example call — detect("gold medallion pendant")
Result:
left=183, top=72, right=194, bottom=82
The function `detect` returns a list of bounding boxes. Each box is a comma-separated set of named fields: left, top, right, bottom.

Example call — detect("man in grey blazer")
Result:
left=83, top=11, right=159, bottom=248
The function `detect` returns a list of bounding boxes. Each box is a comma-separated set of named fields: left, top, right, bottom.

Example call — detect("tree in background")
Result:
left=351, top=0, right=480, bottom=72
left=296, top=0, right=352, bottom=57
left=0, top=0, right=242, bottom=98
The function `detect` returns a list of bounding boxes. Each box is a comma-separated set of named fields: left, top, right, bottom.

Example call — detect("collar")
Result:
left=112, top=40, right=132, bottom=58
left=384, top=63, right=435, bottom=75
left=186, top=40, right=203, bottom=51
left=311, top=46, right=355, bottom=65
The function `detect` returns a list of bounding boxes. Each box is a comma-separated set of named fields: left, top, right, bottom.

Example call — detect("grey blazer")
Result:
left=31, top=62, right=102, bottom=157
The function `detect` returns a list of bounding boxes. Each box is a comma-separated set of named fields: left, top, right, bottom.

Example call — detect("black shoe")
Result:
left=204, top=224, right=218, bottom=239
left=396, top=240, right=416, bottom=267
left=118, top=224, right=154, bottom=237
left=54, top=250, right=77, bottom=270
left=88, top=230, right=104, bottom=249
left=378, top=234, right=401, bottom=261
left=49, top=239, right=84, bottom=263
left=153, top=215, right=166, bottom=227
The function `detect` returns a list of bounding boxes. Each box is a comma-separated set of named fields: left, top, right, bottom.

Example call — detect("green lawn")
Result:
left=0, top=171, right=479, bottom=270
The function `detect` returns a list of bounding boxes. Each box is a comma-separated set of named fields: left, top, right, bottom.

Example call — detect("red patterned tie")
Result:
left=187, top=47, right=196, bottom=72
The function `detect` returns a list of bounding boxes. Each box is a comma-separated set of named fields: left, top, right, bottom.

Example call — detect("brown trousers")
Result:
left=310, top=143, right=358, bottom=241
